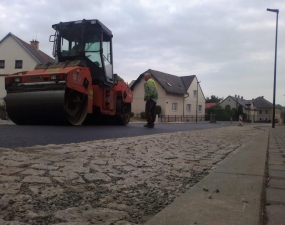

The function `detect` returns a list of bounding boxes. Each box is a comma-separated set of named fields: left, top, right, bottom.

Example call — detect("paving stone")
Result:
left=121, top=165, right=135, bottom=172
left=107, top=202, right=131, bottom=211
left=90, top=158, right=108, bottom=165
left=266, top=205, right=285, bottom=225
left=269, top=170, right=285, bottom=179
left=49, top=170, right=79, bottom=180
left=84, top=172, right=111, bottom=182
left=268, top=179, right=285, bottom=189
left=269, top=154, right=285, bottom=160
left=0, top=183, right=21, bottom=194
left=0, top=167, right=25, bottom=175
left=29, top=185, right=64, bottom=198
left=268, top=160, right=285, bottom=165
left=21, top=168, right=46, bottom=176
left=268, top=148, right=281, bottom=153
left=22, top=176, right=51, bottom=184
left=0, top=175, right=19, bottom=182
left=71, top=176, right=86, bottom=184
left=54, top=205, right=128, bottom=224
left=0, top=218, right=30, bottom=225
left=0, top=159, right=29, bottom=167
left=53, top=223, right=91, bottom=225
left=0, top=194, right=32, bottom=208
left=269, top=165, right=285, bottom=171
left=64, top=164, right=89, bottom=173
left=111, top=159, right=127, bottom=166
left=266, top=188, right=285, bottom=205
left=30, top=163, right=58, bottom=170
left=113, top=221, right=133, bottom=225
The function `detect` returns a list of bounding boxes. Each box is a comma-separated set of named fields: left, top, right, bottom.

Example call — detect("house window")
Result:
left=265, top=110, right=268, bottom=114
left=186, top=104, right=191, bottom=111
left=199, top=105, right=202, bottom=112
left=15, top=60, right=23, bottom=69
left=172, top=103, right=178, bottom=111
left=193, top=90, right=197, bottom=97
left=259, top=110, right=262, bottom=114
left=0, top=60, right=4, bottom=68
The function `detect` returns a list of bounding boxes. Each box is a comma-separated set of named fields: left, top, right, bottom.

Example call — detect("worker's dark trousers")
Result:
left=145, top=99, right=156, bottom=125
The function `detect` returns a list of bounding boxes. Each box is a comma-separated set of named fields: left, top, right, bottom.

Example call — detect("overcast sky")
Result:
left=1, top=0, right=285, bottom=104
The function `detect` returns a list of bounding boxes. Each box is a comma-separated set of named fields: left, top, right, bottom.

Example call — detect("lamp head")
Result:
left=267, top=8, right=279, bottom=13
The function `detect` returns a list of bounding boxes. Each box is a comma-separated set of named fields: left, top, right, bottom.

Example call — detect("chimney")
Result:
left=30, top=39, right=39, bottom=50
left=241, top=96, right=243, bottom=100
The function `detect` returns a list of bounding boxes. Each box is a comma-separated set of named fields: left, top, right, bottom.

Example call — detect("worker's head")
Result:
left=144, top=73, right=151, bottom=81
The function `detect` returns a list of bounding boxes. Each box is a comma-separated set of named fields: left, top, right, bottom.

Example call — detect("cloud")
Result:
left=1, top=0, right=285, bottom=104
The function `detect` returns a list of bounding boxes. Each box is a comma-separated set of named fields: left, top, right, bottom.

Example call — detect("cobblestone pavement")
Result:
left=0, top=126, right=262, bottom=225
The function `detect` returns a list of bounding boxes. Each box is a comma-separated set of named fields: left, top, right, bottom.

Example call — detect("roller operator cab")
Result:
left=5, top=19, right=133, bottom=125
left=51, top=19, right=115, bottom=86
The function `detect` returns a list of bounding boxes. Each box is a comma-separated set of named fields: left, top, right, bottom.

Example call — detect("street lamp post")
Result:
left=267, top=8, right=279, bottom=128
left=282, top=95, right=285, bottom=124
left=196, top=80, right=201, bottom=123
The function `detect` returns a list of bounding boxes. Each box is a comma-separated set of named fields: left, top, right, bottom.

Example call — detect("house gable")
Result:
left=0, top=32, right=55, bottom=65
left=131, top=69, right=195, bottom=96
left=0, top=33, right=56, bottom=99
left=253, top=96, right=273, bottom=108
left=219, top=95, right=257, bottom=110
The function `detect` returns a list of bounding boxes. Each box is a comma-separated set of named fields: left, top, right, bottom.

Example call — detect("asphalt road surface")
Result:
left=0, top=122, right=235, bottom=148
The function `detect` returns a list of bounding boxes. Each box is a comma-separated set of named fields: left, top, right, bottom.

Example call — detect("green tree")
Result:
left=117, top=75, right=124, bottom=82
left=236, top=105, right=243, bottom=117
left=225, top=105, right=234, bottom=117
left=206, top=95, right=223, bottom=103
left=206, top=105, right=230, bottom=121
left=155, top=105, right=162, bottom=115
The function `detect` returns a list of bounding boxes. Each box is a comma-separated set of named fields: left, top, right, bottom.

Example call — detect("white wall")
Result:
left=0, top=36, right=38, bottom=99
left=164, top=92, right=184, bottom=115
left=184, top=76, right=205, bottom=117
left=0, top=36, right=38, bottom=74
left=219, top=96, right=238, bottom=109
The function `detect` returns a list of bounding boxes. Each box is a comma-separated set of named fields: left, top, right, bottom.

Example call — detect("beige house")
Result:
left=219, top=95, right=282, bottom=122
left=0, top=32, right=55, bottom=100
left=130, top=69, right=205, bottom=122
left=219, top=95, right=258, bottom=121
left=253, top=96, right=282, bottom=123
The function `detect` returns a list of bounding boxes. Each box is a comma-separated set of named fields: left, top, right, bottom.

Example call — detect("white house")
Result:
left=130, top=69, right=206, bottom=122
left=219, top=95, right=282, bottom=122
left=254, top=96, right=282, bottom=122
left=0, top=32, right=55, bottom=101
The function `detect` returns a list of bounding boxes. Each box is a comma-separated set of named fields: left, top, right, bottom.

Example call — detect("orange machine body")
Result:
left=5, top=65, right=133, bottom=117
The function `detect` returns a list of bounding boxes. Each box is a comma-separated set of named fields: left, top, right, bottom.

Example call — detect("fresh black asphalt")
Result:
left=0, top=123, right=235, bottom=148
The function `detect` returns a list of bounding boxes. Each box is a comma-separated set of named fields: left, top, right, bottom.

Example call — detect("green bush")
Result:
left=206, top=105, right=231, bottom=121
left=140, top=112, right=146, bottom=119
left=155, top=105, right=161, bottom=115
left=0, top=100, right=5, bottom=110
left=130, top=112, right=134, bottom=117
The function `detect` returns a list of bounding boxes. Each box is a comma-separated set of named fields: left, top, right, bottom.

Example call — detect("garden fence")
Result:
left=157, top=115, right=205, bottom=122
